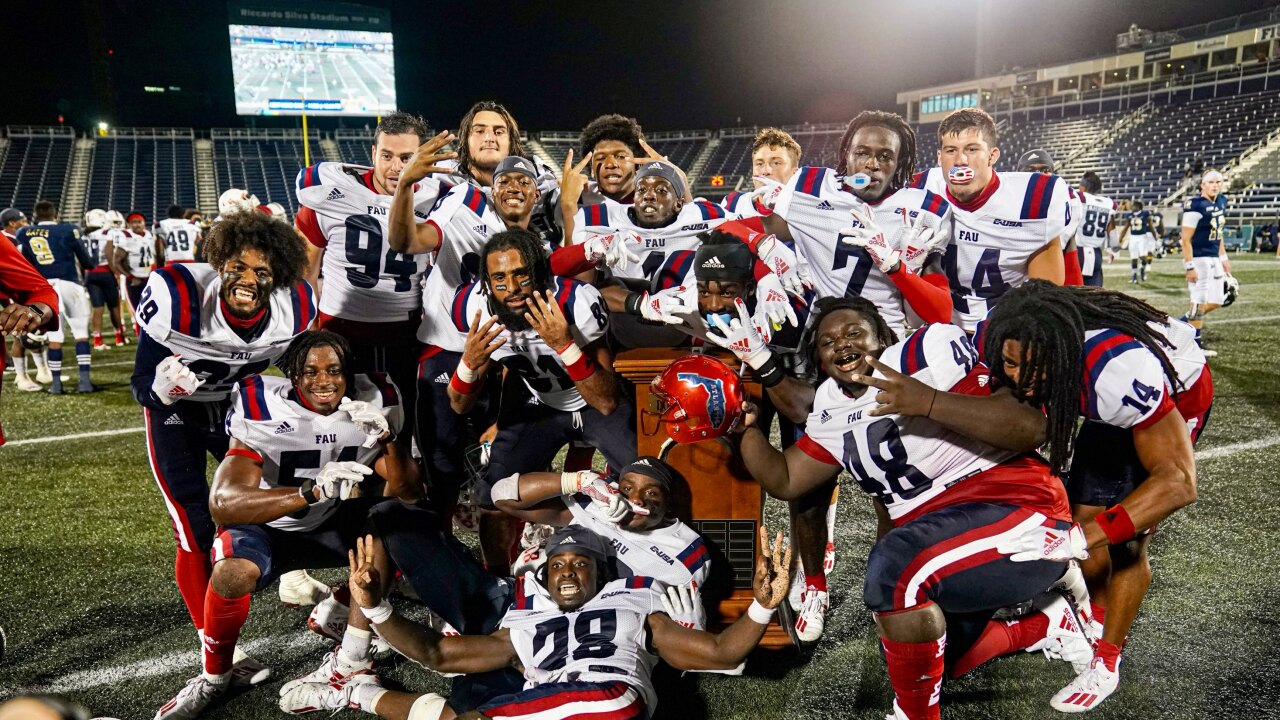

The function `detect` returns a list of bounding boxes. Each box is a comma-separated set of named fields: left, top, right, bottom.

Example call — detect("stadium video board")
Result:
left=229, top=0, right=396, bottom=117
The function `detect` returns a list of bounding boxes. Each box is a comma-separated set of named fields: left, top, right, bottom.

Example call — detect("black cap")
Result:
left=694, top=238, right=755, bottom=283
left=618, top=456, right=676, bottom=491
left=0, top=208, right=25, bottom=225
left=635, top=160, right=686, bottom=198
left=1017, top=148, right=1055, bottom=172
left=544, top=525, right=610, bottom=564
left=494, top=155, right=539, bottom=183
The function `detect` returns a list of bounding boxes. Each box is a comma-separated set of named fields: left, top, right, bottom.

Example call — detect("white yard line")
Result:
left=1195, top=436, right=1280, bottom=460
left=1208, top=313, right=1280, bottom=325
left=4, top=427, right=144, bottom=447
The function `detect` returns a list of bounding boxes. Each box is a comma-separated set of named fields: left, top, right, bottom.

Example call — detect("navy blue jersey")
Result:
left=17, top=222, right=93, bottom=281
left=1129, top=210, right=1153, bottom=236
left=1182, top=195, right=1227, bottom=257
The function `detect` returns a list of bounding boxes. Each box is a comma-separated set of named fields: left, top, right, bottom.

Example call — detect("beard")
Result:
left=492, top=295, right=534, bottom=332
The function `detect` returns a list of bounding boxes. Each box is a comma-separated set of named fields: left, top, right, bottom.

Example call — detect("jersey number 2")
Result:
left=532, top=609, right=618, bottom=671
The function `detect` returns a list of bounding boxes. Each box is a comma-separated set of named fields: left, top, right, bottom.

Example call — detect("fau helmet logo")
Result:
left=677, top=372, right=726, bottom=428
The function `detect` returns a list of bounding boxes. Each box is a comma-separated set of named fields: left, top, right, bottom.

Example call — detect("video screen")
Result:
left=230, top=24, right=396, bottom=116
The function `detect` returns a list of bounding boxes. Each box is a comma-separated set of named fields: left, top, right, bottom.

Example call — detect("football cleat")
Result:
left=279, top=569, right=331, bottom=607
left=34, top=366, right=52, bottom=384
left=883, top=701, right=911, bottom=720
left=230, top=646, right=271, bottom=687
left=280, top=647, right=374, bottom=697
left=154, top=675, right=228, bottom=720
left=15, top=374, right=43, bottom=392
left=794, top=586, right=829, bottom=644
left=307, top=595, right=349, bottom=642
left=1050, top=656, right=1121, bottom=713
left=93, top=336, right=107, bottom=351
left=1024, top=591, right=1094, bottom=673
left=279, top=672, right=381, bottom=714
left=115, top=329, right=129, bottom=346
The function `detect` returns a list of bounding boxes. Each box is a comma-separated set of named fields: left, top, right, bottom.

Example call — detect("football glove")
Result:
left=705, top=298, right=773, bottom=371
left=635, top=287, right=692, bottom=325
left=338, top=397, right=390, bottom=448
left=560, top=471, right=649, bottom=523
left=750, top=233, right=812, bottom=299
left=511, top=544, right=547, bottom=579
left=996, top=520, right=1090, bottom=563
left=755, top=282, right=798, bottom=331
left=839, top=206, right=900, bottom=274
left=312, top=461, right=373, bottom=502
left=660, top=582, right=705, bottom=630
left=899, top=210, right=950, bottom=274
left=583, top=231, right=641, bottom=270
left=750, top=176, right=786, bottom=215
left=152, top=355, right=205, bottom=405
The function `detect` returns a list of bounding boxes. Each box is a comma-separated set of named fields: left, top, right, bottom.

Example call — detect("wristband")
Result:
left=1218, top=254, right=1229, bottom=261
left=624, top=292, right=644, bottom=316
left=298, top=479, right=320, bottom=505
left=360, top=600, right=394, bottom=624
left=1095, top=504, right=1138, bottom=545
left=1183, top=261, right=1195, bottom=271
left=27, top=304, right=46, bottom=320
left=746, top=600, right=776, bottom=624
left=456, top=358, right=478, bottom=383
left=753, top=353, right=786, bottom=388
left=449, top=372, right=477, bottom=395
left=558, top=341, right=595, bottom=381
left=560, top=471, right=583, bottom=496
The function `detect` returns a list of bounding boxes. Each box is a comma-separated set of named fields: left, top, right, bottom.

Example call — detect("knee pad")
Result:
left=407, top=692, right=448, bottom=720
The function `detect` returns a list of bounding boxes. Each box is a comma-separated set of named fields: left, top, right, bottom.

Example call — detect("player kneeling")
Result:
left=154, top=330, right=422, bottom=720
left=281, top=525, right=789, bottom=719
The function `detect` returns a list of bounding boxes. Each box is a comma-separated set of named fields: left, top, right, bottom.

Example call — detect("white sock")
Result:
left=338, top=626, right=372, bottom=666
left=351, top=684, right=387, bottom=713
left=14, top=357, right=26, bottom=376
left=33, top=351, right=48, bottom=370
left=202, top=670, right=231, bottom=686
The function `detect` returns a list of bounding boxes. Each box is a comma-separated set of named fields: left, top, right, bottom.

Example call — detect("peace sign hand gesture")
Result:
left=850, top=355, right=938, bottom=418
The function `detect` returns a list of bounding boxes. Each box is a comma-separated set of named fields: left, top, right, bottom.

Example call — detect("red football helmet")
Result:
left=649, top=355, right=745, bottom=443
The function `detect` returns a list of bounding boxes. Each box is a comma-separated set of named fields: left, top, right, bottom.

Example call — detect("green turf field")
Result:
left=2, top=254, right=1278, bottom=719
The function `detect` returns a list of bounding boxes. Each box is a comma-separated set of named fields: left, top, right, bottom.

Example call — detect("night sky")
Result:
left=8, top=0, right=1275, bottom=133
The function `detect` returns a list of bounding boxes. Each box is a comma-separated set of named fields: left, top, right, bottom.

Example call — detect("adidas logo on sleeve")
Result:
left=274, top=421, right=296, bottom=435
left=327, top=188, right=345, bottom=201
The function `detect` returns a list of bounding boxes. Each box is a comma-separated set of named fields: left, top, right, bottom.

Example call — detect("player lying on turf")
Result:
left=729, top=296, right=1090, bottom=720
left=154, top=330, right=422, bottom=720
left=977, top=281, right=1208, bottom=712
left=281, top=524, right=790, bottom=719
left=288, top=456, right=713, bottom=714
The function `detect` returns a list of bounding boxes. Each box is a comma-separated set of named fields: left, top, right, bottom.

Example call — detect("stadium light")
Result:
left=97, top=121, right=109, bottom=137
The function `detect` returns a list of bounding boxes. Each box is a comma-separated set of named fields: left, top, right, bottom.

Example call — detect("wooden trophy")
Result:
left=613, top=347, right=793, bottom=649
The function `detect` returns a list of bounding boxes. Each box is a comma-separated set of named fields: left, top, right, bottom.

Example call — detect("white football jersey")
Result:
left=85, top=227, right=123, bottom=268
left=447, top=276, right=609, bottom=411
left=565, top=495, right=710, bottom=626
left=1064, top=186, right=1084, bottom=246
left=296, top=162, right=440, bottom=323
left=116, top=229, right=156, bottom=278
left=226, top=374, right=404, bottom=532
left=571, top=200, right=731, bottom=286
left=1079, top=327, right=1180, bottom=429
left=416, top=182, right=511, bottom=351
left=1156, top=318, right=1205, bottom=391
left=136, top=264, right=316, bottom=401
left=719, top=189, right=759, bottom=219
left=1075, top=192, right=1116, bottom=250
left=915, top=169, right=1068, bottom=330
left=773, top=166, right=951, bottom=333
left=504, top=574, right=662, bottom=712
left=800, top=324, right=1012, bottom=520
left=157, top=218, right=202, bottom=263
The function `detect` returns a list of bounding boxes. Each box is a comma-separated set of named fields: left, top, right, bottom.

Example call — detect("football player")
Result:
left=978, top=281, right=1208, bottom=712
left=157, top=204, right=202, bottom=266
left=911, top=108, right=1068, bottom=329
left=16, top=201, right=96, bottom=394
left=279, top=525, right=790, bottom=718
left=1121, top=200, right=1156, bottom=284
left=288, top=457, right=711, bottom=713
left=111, top=211, right=157, bottom=321
left=0, top=218, right=57, bottom=443
left=2, top=207, right=48, bottom=392
left=1018, top=149, right=1084, bottom=286
left=730, top=295, right=1085, bottom=720
left=295, top=111, right=441, bottom=450
left=82, top=208, right=129, bottom=350
left=447, top=228, right=634, bottom=568
left=130, top=210, right=314, bottom=690
left=573, top=113, right=646, bottom=206
left=1073, top=172, right=1117, bottom=288
left=721, top=127, right=803, bottom=217
left=154, top=331, right=420, bottom=719
left=1179, top=170, right=1231, bottom=355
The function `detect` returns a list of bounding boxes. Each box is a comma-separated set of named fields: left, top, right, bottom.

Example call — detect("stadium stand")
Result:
left=0, top=126, right=74, bottom=215
left=334, top=127, right=378, bottom=164
left=83, top=128, right=197, bottom=223
left=211, top=128, right=319, bottom=215
left=699, top=123, right=845, bottom=195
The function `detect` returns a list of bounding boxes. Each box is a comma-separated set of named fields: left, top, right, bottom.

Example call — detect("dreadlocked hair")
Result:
left=280, top=330, right=357, bottom=399
left=481, top=227, right=553, bottom=298
left=456, top=100, right=527, bottom=180
left=202, top=209, right=308, bottom=289
left=981, top=280, right=1180, bottom=474
left=837, top=110, right=918, bottom=192
left=802, top=296, right=899, bottom=382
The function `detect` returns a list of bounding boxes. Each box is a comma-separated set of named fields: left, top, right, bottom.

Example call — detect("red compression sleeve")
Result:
left=887, top=270, right=952, bottom=324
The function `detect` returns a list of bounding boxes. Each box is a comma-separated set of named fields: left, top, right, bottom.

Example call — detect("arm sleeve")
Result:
left=887, top=268, right=952, bottom=324
left=295, top=205, right=326, bottom=248
left=549, top=242, right=595, bottom=277
left=0, top=239, right=58, bottom=312
left=1063, top=246, right=1083, bottom=286
left=1181, top=211, right=1203, bottom=229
